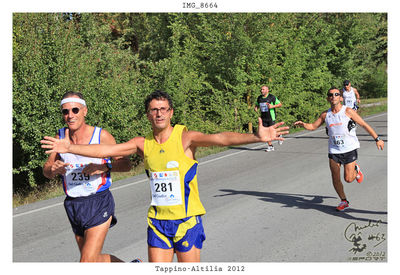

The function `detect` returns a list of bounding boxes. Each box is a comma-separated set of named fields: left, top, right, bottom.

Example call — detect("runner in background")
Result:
left=342, top=80, right=361, bottom=111
left=255, top=85, right=283, bottom=151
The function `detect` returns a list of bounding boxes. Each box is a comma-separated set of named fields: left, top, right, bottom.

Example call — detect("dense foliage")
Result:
left=13, top=13, right=387, bottom=194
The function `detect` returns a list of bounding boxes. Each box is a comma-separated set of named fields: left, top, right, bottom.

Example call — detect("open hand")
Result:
left=293, top=121, right=305, bottom=128
left=41, top=129, right=71, bottom=154
left=257, top=117, right=289, bottom=142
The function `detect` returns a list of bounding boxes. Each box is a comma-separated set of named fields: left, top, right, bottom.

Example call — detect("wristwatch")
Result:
left=106, top=162, right=112, bottom=172
left=374, top=136, right=381, bottom=142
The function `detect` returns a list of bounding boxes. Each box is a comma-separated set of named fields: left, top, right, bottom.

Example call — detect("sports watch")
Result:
left=374, top=136, right=381, bottom=142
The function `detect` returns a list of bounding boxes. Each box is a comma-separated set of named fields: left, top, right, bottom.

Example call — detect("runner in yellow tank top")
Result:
left=41, top=90, right=289, bottom=262
left=144, top=124, right=206, bottom=219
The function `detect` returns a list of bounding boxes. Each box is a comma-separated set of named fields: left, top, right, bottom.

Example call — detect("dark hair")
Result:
left=144, top=90, right=173, bottom=112
left=61, top=91, right=85, bottom=100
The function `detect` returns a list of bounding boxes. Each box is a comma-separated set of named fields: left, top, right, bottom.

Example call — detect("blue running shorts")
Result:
left=147, top=215, right=206, bottom=252
left=64, top=189, right=117, bottom=237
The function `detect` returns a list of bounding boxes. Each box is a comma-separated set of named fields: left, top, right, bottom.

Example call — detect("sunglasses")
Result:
left=62, top=107, right=81, bottom=115
left=327, top=92, right=341, bottom=97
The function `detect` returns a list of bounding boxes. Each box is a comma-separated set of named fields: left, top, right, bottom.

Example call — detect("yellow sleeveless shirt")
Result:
left=144, top=125, right=206, bottom=220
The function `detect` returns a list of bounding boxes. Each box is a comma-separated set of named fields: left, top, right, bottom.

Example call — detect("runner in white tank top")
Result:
left=42, top=92, right=132, bottom=262
left=325, top=105, right=360, bottom=154
left=342, top=87, right=357, bottom=109
left=58, top=126, right=112, bottom=197
left=294, top=87, right=384, bottom=211
left=342, top=80, right=361, bottom=111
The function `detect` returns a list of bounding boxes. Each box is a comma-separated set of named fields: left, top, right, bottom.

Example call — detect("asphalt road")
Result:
left=13, top=112, right=388, bottom=263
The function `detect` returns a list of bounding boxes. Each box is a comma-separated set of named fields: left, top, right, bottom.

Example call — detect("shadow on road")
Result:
left=216, top=189, right=387, bottom=224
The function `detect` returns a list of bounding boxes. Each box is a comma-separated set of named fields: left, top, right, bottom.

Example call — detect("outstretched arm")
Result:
left=294, top=111, right=326, bottom=131
left=185, top=117, right=289, bottom=148
left=41, top=128, right=140, bottom=158
left=81, top=129, right=133, bottom=175
left=346, top=108, right=384, bottom=150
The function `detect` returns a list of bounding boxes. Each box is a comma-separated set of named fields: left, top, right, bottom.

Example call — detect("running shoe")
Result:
left=131, top=258, right=143, bottom=263
left=355, top=163, right=364, bottom=183
left=336, top=200, right=349, bottom=211
left=278, top=135, right=283, bottom=145
left=265, top=145, right=275, bottom=152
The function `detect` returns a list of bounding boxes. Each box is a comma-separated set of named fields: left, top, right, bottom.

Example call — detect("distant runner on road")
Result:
left=255, top=85, right=283, bottom=151
left=342, top=80, right=361, bottom=111
left=294, top=87, right=384, bottom=211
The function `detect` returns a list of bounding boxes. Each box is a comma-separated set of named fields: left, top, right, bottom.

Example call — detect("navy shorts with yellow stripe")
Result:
left=147, top=216, right=206, bottom=252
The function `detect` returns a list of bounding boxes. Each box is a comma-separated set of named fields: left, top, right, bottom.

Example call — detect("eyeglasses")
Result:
left=148, top=107, right=171, bottom=115
left=62, top=107, right=81, bottom=115
left=327, top=92, right=341, bottom=97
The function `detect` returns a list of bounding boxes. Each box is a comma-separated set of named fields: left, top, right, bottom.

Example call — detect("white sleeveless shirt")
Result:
left=58, top=127, right=112, bottom=197
left=325, top=105, right=360, bottom=154
left=342, top=87, right=357, bottom=109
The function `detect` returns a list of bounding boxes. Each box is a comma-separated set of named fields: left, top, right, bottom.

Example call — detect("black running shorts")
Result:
left=261, top=119, right=275, bottom=127
left=328, top=149, right=358, bottom=165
